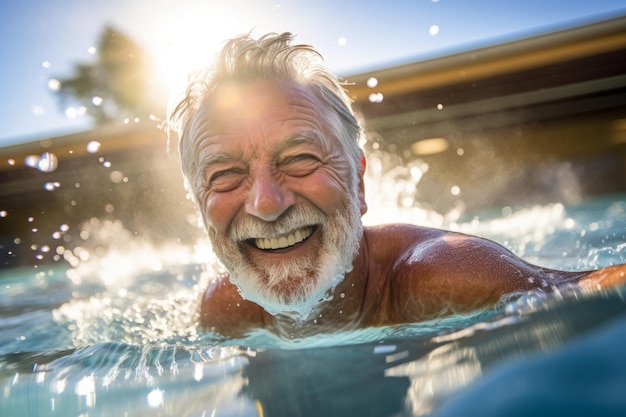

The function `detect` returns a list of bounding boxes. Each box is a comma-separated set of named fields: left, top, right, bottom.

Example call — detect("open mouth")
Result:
left=248, top=226, right=317, bottom=251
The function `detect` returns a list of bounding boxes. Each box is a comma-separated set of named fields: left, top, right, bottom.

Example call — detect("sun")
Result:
left=146, top=7, right=249, bottom=104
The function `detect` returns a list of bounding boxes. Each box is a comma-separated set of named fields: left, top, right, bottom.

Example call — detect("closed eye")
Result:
left=207, top=168, right=247, bottom=192
left=280, top=154, right=321, bottom=177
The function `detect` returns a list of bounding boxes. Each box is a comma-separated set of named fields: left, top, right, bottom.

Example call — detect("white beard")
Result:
left=208, top=197, right=363, bottom=320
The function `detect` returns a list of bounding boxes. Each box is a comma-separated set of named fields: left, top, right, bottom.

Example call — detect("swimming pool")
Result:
left=1, top=192, right=626, bottom=416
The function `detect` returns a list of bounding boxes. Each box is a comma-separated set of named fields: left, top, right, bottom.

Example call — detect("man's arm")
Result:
left=578, top=264, right=626, bottom=290
left=390, top=231, right=625, bottom=321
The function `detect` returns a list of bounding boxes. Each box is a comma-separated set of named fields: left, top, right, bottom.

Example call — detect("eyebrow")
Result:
left=197, top=146, right=241, bottom=176
left=275, top=131, right=326, bottom=153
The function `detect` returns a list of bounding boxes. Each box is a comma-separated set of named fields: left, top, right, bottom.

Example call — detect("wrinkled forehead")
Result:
left=187, top=79, right=327, bottom=140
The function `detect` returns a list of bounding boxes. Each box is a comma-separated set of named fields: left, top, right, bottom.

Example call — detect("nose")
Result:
left=245, top=172, right=295, bottom=222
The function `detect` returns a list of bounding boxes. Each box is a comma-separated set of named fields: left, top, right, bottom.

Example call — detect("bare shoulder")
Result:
left=391, top=226, right=551, bottom=292
left=199, top=273, right=264, bottom=336
left=363, top=223, right=500, bottom=268
left=369, top=224, right=583, bottom=320
left=363, top=223, right=446, bottom=258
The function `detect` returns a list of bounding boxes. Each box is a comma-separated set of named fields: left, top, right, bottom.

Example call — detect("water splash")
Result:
left=51, top=218, right=221, bottom=347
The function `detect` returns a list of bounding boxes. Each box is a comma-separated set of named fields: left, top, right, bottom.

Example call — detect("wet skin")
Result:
left=194, top=80, right=626, bottom=338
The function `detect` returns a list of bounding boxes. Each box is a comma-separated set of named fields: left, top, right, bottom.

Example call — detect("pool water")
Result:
left=1, top=194, right=626, bottom=416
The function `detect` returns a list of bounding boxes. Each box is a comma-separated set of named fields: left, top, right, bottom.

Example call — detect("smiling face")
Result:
left=190, top=80, right=366, bottom=318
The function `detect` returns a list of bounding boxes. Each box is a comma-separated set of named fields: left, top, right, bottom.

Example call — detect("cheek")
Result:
left=202, top=193, right=240, bottom=235
left=297, top=170, right=354, bottom=210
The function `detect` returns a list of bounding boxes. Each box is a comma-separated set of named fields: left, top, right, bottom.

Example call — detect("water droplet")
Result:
left=340, top=292, right=346, bottom=298
left=48, top=79, right=61, bottom=92
left=28, top=217, right=34, bottom=223
left=436, top=103, right=444, bottom=110
left=451, top=186, right=461, bottom=196
left=92, top=96, right=103, bottom=106
left=87, top=47, right=97, bottom=55
left=7, top=159, right=15, bottom=166
left=0, top=210, right=6, bottom=217
left=52, top=231, right=62, bottom=239
left=368, top=93, right=384, bottom=103
left=25, top=155, right=39, bottom=168
left=86, top=141, right=101, bottom=154
left=429, top=25, right=440, bottom=36
left=456, top=148, right=465, bottom=156
left=60, top=224, right=69, bottom=232
left=42, top=61, right=51, bottom=69
left=337, top=37, right=347, bottom=46
left=65, top=107, right=77, bottom=118
left=37, top=152, right=58, bottom=172
left=103, top=161, right=111, bottom=168
left=366, top=77, right=378, bottom=88
left=43, top=182, right=60, bottom=191
left=109, top=171, right=124, bottom=183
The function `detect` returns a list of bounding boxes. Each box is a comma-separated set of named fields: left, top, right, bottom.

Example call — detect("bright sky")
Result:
left=1, top=0, right=624, bottom=147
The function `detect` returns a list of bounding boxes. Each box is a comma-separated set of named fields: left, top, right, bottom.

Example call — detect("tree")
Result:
left=54, top=26, right=160, bottom=124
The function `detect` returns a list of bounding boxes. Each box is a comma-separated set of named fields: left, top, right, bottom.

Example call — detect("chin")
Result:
left=229, top=258, right=347, bottom=320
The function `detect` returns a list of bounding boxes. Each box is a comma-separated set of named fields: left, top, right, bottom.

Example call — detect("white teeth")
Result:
left=255, top=227, right=313, bottom=250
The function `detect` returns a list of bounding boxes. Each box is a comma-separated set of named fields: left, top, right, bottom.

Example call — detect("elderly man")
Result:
left=168, top=33, right=626, bottom=338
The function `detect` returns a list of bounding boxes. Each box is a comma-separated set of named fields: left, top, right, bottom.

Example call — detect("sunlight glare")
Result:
left=149, top=10, right=246, bottom=100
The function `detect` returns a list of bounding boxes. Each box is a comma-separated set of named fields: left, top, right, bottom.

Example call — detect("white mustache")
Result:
left=229, top=205, right=327, bottom=242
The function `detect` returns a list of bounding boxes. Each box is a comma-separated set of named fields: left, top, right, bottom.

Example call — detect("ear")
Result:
left=358, top=154, right=368, bottom=216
